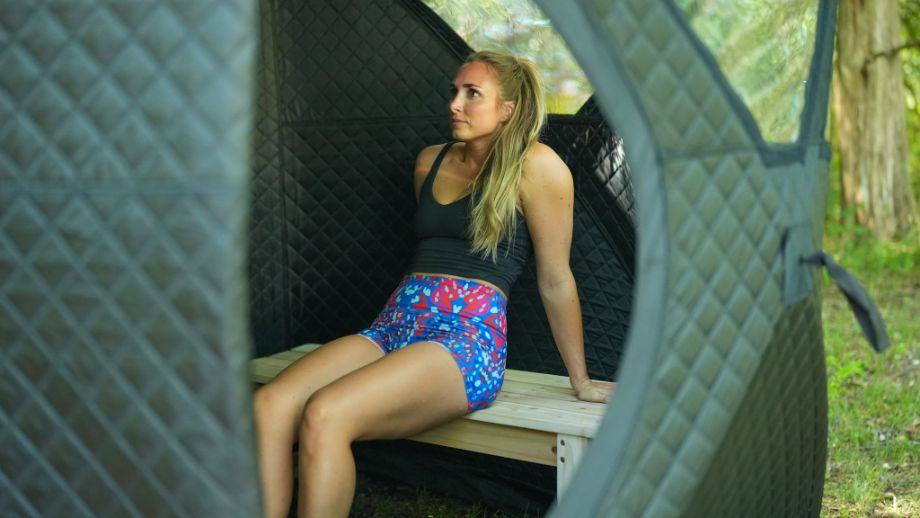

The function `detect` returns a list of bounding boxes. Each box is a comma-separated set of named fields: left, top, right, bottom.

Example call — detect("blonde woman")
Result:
left=253, top=50, right=613, bottom=518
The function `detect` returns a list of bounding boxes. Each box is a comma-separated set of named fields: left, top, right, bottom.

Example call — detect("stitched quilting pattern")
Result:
left=559, top=1, right=830, bottom=516
left=1, top=1, right=260, bottom=515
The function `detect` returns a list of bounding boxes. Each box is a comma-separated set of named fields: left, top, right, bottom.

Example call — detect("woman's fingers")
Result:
left=574, top=380, right=614, bottom=404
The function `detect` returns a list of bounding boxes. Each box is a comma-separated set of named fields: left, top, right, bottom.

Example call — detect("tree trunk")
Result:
left=834, top=0, right=918, bottom=240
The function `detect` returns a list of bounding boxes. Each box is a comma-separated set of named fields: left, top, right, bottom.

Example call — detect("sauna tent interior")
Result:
left=1, top=0, right=888, bottom=516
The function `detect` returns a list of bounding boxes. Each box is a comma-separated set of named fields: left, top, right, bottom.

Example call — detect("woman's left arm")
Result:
left=521, top=144, right=613, bottom=404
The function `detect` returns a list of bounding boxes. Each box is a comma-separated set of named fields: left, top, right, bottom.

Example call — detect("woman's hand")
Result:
left=572, top=378, right=615, bottom=404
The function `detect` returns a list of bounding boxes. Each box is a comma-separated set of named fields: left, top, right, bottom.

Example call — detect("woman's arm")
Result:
left=520, top=144, right=613, bottom=404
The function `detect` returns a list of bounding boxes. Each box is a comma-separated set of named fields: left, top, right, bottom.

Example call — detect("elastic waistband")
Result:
left=404, top=273, right=507, bottom=303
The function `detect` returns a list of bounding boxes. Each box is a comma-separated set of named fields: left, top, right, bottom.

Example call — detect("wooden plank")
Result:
left=249, top=357, right=295, bottom=383
left=491, top=392, right=606, bottom=417
left=500, top=379, right=577, bottom=400
left=409, top=420, right=557, bottom=466
left=271, top=350, right=309, bottom=362
left=467, top=401, right=602, bottom=437
left=556, top=434, right=589, bottom=496
left=292, top=343, right=321, bottom=353
left=504, top=368, right=573, bottom=388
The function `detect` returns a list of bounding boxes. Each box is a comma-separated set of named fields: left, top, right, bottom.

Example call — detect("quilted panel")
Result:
left=282, top=120, right=439, bottom=345
left=247, top=0, right=473, bottom=356
left=685, top=298, right=826, bottom=517
left=676, top=0, right=819, bottom=143
left=274, top=0, right=466, bottom=122
left=554, top=103, right=636, bottom=270
left=528, top=1, right=830, bottom=515
left=1, top=1, right=260, bottom=516
left=601, top=151, right=787, bottom=516
left=587, top=0, right=753, bottom=153
left=249, top=0, right=288, bottom=353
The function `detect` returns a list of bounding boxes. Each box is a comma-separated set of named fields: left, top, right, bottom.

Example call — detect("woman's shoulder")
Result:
left=413, top=143, right=453, bottom=198
left=520, top=143, right=573, bottom=216
left=521, top=142, right=571, bottom=187
left=415, top=142, right=452, bottom=174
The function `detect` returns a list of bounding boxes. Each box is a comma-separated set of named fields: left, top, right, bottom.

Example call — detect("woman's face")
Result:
left=449, top=62, right=514, bottom=143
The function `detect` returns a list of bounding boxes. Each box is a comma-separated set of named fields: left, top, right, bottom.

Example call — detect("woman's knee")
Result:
left=253, top=383, right=291, bottom=433
left=299, top=388, right=352, bottom=453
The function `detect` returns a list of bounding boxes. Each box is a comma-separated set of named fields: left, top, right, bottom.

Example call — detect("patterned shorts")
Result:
left=357, top=274, right=508, bottom=412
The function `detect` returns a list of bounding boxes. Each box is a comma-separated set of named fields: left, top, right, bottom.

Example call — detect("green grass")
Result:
left=820, top=233, right=920, bottom=517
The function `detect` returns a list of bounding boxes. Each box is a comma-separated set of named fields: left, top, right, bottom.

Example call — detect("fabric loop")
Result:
left=802, top=251, right=891, bottom=352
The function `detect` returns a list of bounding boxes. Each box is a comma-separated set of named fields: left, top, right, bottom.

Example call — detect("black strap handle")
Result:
left=802, top=251, right=891, bottom=352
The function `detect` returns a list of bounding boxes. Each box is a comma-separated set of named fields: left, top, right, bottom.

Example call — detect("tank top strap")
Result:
left=420, top=141, right=456, bottom=197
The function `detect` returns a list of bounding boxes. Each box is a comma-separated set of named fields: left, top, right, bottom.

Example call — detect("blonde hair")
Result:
left=465, top=50, right=546, bottom=261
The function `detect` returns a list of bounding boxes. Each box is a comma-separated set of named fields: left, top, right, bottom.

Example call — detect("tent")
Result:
left=1, top=0, right=886, bottom=516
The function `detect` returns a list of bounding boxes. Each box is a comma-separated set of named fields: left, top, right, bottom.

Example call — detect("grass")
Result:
left=820, top=231, right=920, bottom=517
left=350, top=232, right=919, bottom=518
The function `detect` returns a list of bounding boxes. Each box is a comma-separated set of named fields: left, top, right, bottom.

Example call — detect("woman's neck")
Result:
left=460, top=139, right=492, bottom=174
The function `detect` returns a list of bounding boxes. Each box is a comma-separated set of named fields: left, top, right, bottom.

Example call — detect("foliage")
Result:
left=901, top=0, right=920, bottom=201
left=676, top=0, right=818, bottom=142
left=827, top=0, right=920, bottom=268
left=826, top=85, right=920, bottom=278
left=422, top=0, right=591, bottom=114
left=824, top=154, right=920, bottom=277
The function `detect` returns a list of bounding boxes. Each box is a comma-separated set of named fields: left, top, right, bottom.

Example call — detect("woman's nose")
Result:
left=449, top=96, right=461, bottom=113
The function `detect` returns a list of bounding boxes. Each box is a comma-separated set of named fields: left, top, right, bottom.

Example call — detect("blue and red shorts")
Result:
left=357, top=274, right=508, bottom=412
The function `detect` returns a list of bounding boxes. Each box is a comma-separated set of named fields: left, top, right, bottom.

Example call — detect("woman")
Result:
left=253, top=50, right=613, bottom=518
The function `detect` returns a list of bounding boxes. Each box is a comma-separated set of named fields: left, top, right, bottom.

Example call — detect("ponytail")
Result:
left=465, top=50, right=546, bottom=261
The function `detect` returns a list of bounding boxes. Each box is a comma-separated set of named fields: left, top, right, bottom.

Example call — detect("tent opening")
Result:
left=247, top=0, right=635, bottom=510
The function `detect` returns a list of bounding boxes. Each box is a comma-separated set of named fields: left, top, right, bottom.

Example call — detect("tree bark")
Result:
left=834, top=0, right=918, bottom=240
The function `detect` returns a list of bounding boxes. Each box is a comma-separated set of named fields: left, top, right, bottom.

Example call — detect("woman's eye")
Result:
left=468, top=90, right=480, bottom=98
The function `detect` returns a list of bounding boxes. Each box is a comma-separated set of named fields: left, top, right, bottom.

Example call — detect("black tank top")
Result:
left=407, top=142, right=533, bottom=295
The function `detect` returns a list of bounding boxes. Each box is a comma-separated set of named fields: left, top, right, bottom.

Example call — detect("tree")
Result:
left=901, top=0, right=920, bottom=201
left=834, top=0, right=919, bottom=240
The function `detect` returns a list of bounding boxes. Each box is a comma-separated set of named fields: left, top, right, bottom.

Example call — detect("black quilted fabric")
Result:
left=249, top=0, right=475, bottom=356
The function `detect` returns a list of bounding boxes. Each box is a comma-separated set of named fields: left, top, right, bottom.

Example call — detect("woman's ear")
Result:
left=502, top=100, right=516, bottom=122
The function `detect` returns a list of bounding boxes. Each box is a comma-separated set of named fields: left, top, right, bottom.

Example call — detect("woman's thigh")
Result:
left=258, top=335, right=385, bottom=433
left=307, top=341, right=470, bottom=442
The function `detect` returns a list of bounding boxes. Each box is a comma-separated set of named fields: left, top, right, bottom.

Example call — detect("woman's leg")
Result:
left=253, top=335, right=384, bottom=518
left=296, top=341, right=470, bottom=518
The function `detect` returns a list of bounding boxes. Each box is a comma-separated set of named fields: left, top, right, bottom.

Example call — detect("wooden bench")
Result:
left=249, top=343, right=614, bottom=497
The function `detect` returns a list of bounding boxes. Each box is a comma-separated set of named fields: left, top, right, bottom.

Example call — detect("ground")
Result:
left=821, top=273, right=919, bottom=518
